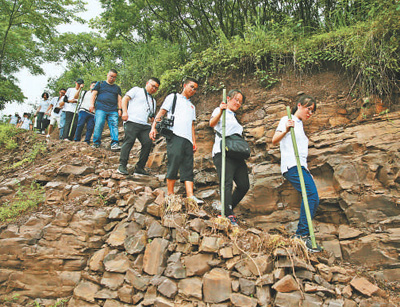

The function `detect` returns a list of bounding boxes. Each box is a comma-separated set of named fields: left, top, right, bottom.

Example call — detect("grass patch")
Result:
left=10, top=141, right=47, bottom=169
left=0, top=182, right=45, bottom=222
left=0, top=124, right=23, bottom=150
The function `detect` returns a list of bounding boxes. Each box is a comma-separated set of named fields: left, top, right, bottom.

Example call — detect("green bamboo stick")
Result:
left=221, top=89, right=227, bottom=217
left=68, top=88, right=83, bottom=138
left=286, top=106, right=317, bottom=249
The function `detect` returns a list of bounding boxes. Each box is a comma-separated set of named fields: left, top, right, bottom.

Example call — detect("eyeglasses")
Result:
left=108, top=75, right=117, bottom=79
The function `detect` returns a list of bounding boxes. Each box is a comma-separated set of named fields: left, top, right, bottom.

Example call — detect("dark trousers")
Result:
left=74, top=110, right=95, bottom=144
left=119, top=122, right=152, bottom=169
left=63, top=111, right=78, bottom=140
left=213, top=153, right=250, bottom=216
left=283, top=166, right=319, bottom=237
left=36, top=112, right=44, bottom=132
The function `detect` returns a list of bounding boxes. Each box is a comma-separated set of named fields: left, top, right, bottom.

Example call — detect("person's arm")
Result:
left=73, top=84, right=84, bottom=101
left=117, top=94, right=122, bottom=117
left=192, top=121, right=197, bottom=152
left=121, top=95, right=130, bottom=121
left=149, top=109, right=167, bottom=141
left=34, top=106, right=40, bottom=117
left=45, top=103, right=53, bottom=115
left=209, top=102, right=227, bottom=128
left=89, top=90, right=98, bottom=113
left=272, top=119, right=294, bottom=145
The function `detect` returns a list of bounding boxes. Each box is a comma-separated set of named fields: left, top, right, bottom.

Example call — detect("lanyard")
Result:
left=143, top=88, right=155, bottom=115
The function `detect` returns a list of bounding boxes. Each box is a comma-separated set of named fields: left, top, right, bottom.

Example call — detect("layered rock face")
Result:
left=0, top=84, right=399, bottom=305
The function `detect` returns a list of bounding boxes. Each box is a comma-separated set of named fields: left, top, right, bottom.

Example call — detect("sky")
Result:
left=1, top=0, right=103, bottom=117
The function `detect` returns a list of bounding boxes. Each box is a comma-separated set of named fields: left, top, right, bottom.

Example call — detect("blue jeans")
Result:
left=59, top=111, right=66, bottom=140
left=283, top=166, right=319, bottom=237
left=74, top=110, right=95, bottom=144
left=93, top=109, right=119, bottom=146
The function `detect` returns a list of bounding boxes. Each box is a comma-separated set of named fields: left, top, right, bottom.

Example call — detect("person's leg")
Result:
left=167, top=179, right=176, bottom=195
left=74, top=111, right=87, bottom=141
left=119, top=122, right=139, bottom=167
left=231, top=159, right=250, bottom=210
left=84, top=114, right=95, bottom=144
left=213, top=154, right=236, bottom=216
left=63, top=112, right=73, bottom=139
left=179, top=138, right=195, bottom=197
left=107, top=111, right=119, bottom=146
left=166, top=135, right=183, bottom=188
left=136, top=125, right=152, bottom=170
left=36, top=112, right=44, bottom=131
left=93, top=110, right=107, bottom=145
left=283, top=166, right=319, bottom=237
left=42, top=118, right=50, bottom=133
left=59, top=112, right=66, bottom=140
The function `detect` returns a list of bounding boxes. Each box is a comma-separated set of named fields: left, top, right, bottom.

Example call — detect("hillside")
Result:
left=0, top=70, right=399, bottom=306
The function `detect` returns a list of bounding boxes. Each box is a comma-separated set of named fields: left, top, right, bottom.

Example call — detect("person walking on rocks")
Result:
left=63, top=79, right=85, bottom=141
left=18, top=113, right=32, bottom=130
left=149, top=77, right=203, bottom=204
left=74, top=81, right=97, bottom=144
left=89, top=69, right=122, bottom=151
left=209, top=89, right=249, bottom=226
left=117, top=77, right=160, bottom=175
left=45, top=88, right=66, bottom=138
left=272, top=95, right=322, bottom=252
left=34, top=92, right=51, bottom=134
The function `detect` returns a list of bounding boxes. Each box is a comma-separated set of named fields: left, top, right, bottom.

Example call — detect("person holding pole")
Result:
left=62, top=78, right=84, bottom=141
left=209, top=89, right=249, bottom=226
left=272, top=95, right=322, bottom=252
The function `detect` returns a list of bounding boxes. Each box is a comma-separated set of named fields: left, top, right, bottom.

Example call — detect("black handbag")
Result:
left=215, top=131, right=251, bottom=160
left=156, top=93, right=177, bottom=138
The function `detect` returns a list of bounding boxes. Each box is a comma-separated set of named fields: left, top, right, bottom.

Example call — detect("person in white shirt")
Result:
left=272, top=95, right=322, bottom=252
left=8, top=113, right=19, bottom=125
left=117, top=77, right=160, bottom=175
left=45, top=88, right=66, bottom=138
left=18, top=113, right=32, bottom=130
left=34, top=92, right=50, bottom=134
left=62, top=78, right=84, bottom=141
left=74, top=81, right=97, bottom=144
left=209, top=89, right=249, bottom=226
left=150, top=77, right=203, bottom=204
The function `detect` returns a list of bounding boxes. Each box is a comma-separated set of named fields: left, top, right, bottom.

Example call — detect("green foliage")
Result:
left=0, top=123, right=23, bottom=150
left=10, top=139, right=46, bottom=169
left=0, top=0, right=85, bottom=107
left=0, top=182, right=45, bottom=222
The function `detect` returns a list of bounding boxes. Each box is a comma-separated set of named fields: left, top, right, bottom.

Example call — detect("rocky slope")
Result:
left=0, top=71, right=399, bottom=306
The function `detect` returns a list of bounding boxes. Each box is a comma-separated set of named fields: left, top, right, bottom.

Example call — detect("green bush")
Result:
left=0, top=124, right=23, bottom=150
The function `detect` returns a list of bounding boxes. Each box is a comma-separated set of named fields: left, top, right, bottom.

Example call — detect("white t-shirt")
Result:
left=276, top=115, right=309, bottom=174
left=38, top=99, right=50, bottom=113
left=211, top=107, right=243, bottom=157
left=161, top=93, right=196, bottom=143
left=9, top=115, right=18, bottom=125
left=20, top=117, right=32, bottom=130
left=125, top=87, right=156, bottom=126
left=64, top=88, right=79, bottom=113
left=79, top=90, right=94, bottom=114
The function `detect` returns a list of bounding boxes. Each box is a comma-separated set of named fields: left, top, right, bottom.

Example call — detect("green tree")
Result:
left=0, top=0, right=85, bottom=109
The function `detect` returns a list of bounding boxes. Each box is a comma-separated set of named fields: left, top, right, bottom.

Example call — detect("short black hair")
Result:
left=42, top=92, right=49, bottom=99
left=60, top=88, right=66, bottom=92
left=91, top=81, right=97, bottom=85
left=109, top=69, right=118, bottom=74
left=183, top=77, right=199, bottom=85
left=149, top=77, right=160, bottom=85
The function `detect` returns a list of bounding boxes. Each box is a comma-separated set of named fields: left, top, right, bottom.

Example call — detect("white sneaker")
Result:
left=187, top=195, right=204, bottom=204
left=46, top=134, right=50, bottom=138
left=110, top=143, right=121, bottom=151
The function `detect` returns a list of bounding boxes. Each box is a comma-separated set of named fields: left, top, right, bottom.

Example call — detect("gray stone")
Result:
left=157, top=278, right=178, bottom=298
left=203, top=268, right=231, bottom=303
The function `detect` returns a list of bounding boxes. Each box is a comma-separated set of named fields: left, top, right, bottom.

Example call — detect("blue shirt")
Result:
left=94, top=81, right=122, bottom=112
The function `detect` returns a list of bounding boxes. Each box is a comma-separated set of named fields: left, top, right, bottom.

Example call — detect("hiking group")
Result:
left=11, top=72, right=322, bottom=252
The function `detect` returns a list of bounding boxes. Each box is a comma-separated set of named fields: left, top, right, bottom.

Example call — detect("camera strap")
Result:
left=143, top=88, right=155, bottom=116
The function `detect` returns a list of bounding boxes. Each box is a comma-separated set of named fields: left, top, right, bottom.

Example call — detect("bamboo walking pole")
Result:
left=286, top=106, right=317, bottom=249
left=220, top=89, right=227, bottom=217
left=68, top=89, right=84, bottom=138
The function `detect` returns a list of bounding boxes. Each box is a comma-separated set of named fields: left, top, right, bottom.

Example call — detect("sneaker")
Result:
left=134, top=167, right=149, bottom=176
left=91, top=144, right=100, bottom=149
left=41, top=131, right=45, bottom=135
left=46, top=134, right=50, bottom=138
left=117, top=165, right=129, bottom=175
left=187, top=195, right=204, bottom=204
left=227, top=215, right=238, bottom=226
left=302, top=236, right=323, bottom=253
left=110, top=143, right=121, bottom=151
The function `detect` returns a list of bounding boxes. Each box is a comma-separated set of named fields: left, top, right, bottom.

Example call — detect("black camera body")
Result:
left=148, top=112, right=155, bottom=119
left=156, top=116, right=174, bottom=138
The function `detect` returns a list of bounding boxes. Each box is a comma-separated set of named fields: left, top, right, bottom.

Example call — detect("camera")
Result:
left=148, top=112, right=155, bottom=120
left=156, top=116, right=174, bottom=138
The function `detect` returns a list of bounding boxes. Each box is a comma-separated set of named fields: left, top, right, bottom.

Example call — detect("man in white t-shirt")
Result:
left=45, top=88, right=66, bottom=138
left=18, top=113, right=32, bottom=130
left=74, top=81, right=97, bottom=144
left=62, top=78, right=84, bottom=141
left=117, top=77, right=160, bottom=175
left=150, top=77, right=203, bottom=204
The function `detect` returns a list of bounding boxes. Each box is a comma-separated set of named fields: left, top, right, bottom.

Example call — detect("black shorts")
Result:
left=166, top=134, right=194, bottom=182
